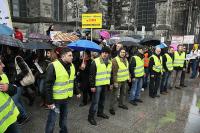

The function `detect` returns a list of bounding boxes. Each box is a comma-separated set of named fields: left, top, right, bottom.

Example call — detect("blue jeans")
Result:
left=89, top=86, right=106, bottom=117
left=129, top=77, right=143, bottom=101
left=45, top=102, right=68, bottom=133
left=5, top=122, right=20, bottom=133
left=160, top=72, right=171, bottom=92
left=12, top=87, right=27, bottom=118
left=191, top=59, right=198, bottom=78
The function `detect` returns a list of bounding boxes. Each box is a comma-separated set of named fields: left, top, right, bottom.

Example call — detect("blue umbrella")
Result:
left=156, top=42, right=168, bottom=49
left=0, top=24, right=14, bottom=35
left=67, top=40, right=102, bottom=52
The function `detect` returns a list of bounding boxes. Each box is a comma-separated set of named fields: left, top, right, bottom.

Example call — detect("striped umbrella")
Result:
left=0, top=35, right=24, bottom=48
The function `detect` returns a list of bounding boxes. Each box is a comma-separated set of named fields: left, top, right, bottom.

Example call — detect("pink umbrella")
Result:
left=100, top=31, right=110, bottom=39
left=170, top=43, right=178, bottom=51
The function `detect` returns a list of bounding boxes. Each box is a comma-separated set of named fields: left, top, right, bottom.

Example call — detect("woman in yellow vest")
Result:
left=0, top=59, right=20, bottom=133
left=88, top=46, right=112, bottom=126
left=45, top=48, right=81, bottom=133
left=109, top=48, right=130, bottom=115
left=129, top=47, right=145, bottom=106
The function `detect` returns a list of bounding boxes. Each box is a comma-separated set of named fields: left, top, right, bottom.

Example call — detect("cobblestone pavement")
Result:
left=21, top=76, right=200, bottom=133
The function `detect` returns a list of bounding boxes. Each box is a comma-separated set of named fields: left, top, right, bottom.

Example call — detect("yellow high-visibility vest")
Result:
left=95, top=57, right=112, bottom=86
left=164, top=53, right=173, bottom=71
left=115, top=56, right=129, bottom=82
left=151, top=55, right=162, bottom=73
left=173, top=51, right=185, bottom=67
left=0, top=73, right=19, bottom=133
left=133, top=56, right=145, bottom=77
left=52, top=60, right=75, bottom=100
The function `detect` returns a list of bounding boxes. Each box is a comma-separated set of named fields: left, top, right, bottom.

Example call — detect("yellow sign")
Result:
left=82, top=13, right=102, bottom=29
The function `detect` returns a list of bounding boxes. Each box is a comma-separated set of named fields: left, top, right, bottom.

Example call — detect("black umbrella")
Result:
left=24, top=41, right=55, bottom=49
left=140, top=37, right=160, bottom=46
left=108, top=36, right=142, bottom=47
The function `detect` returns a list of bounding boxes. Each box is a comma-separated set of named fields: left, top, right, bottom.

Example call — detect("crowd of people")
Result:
left=1, top=34, right=200, bottom=133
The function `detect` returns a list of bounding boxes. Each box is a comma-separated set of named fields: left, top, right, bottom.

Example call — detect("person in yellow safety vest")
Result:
left=109, top=48, right=130, bottom=115
left=88, top=46, right=112, bottom=126
left=160, top=47, right=174, bottom=95
left=0, top=59, right=20, bottom=133
left=45, top=47, right=81, bottom=133
left=129, top=47, right=145, bottom=106
left=171, top=44, right=186, bottom=89
left=149, top=47, right=162, bottom=98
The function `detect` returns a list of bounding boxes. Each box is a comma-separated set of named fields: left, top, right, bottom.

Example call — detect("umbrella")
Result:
left=100, top=31, right=110, bottom=39
left=140, top=37, right=160, bottom=46
left=108, top=36, right=141, bottom=47
left=170, top=43, right=178, bottom=51
left=81, top=37, right=101, bottom=44
left=82, top=29, right=91, bottom=33
left=0, top=35, right=24, bottom=48
left=23, top=41, right=55, bottom=49
left=28, top=33, right=50, bottom=40
left=0, top=24, right=14, bottom=35
left=67, top=40, right=102, bottom=52
left=156, top=42, right=168, bottom=49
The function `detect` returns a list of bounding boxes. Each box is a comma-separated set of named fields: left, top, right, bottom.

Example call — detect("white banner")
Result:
left=0, top=0, right=13, bottom=29
left=183, top=35, right=194, bottom=44
left=171, top=36, right=183, bottom=44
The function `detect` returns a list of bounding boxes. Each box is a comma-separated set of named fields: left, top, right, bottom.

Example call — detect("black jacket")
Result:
left=129, top=53, right=144, bottom=78
left=15, top=56, right=29, bottom=86
left=149, top=54, right=162, bottom=76
left=162, top=53, right=170, bottom=72
left=45, top=59, right=80, bottom=105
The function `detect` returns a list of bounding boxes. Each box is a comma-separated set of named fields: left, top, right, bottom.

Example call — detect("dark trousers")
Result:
left=45, top=102, right=68, bottom=133
left=180, top=70, right=186, bottom=86
left=81, top=84, right=92, bottom=104
left=5, top=122, right=20, bottom=133
left=149, top=75, right=161, bottom=97
left=89, top=86, right=106, bottom=118
left=143, top=68, right=149, bottom=89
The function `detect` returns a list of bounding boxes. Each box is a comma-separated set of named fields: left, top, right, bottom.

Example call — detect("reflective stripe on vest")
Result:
left=165, top=53, right=173, bottom=71
left=115, top=56, right=129, bottom=82
left=173, top=51, right=185, bottom=67
left=151, top=55, right=162, bottom=73
left=95, top=57, right=112, bottom=86
left=0, top=73, right=19, bottom=133
left=133, top=56, right=145, bottom=77
left=52, top=60, right=75, bottom=100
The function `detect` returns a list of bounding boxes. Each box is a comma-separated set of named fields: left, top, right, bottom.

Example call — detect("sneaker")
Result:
left=141, top=88, right=144, bottom=92
left=135, top=99, right=143, bottom=103
left=129, top=101, right=138, bottom=106
left=118, top=105, right=128, bottom=110
left=97, top=113, right=109, bottom=119
left=155, top=95, right=160, bottom=98
left=175, top=86, right=181, bottom=89
left=109, top=109, right=115, bottom=115
left=88, top=117, right=97, bottom=126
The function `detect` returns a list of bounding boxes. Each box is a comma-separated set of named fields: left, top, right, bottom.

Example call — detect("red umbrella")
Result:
left=100, top=30, right=110, bottom=39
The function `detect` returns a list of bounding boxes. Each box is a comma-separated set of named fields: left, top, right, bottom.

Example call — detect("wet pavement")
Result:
left=21, top=76, right=200, bottom=133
